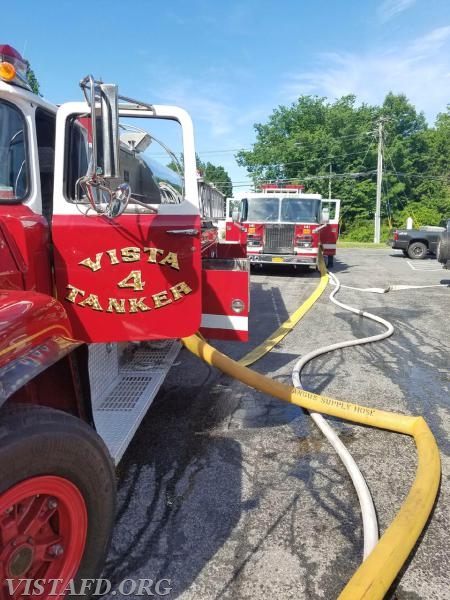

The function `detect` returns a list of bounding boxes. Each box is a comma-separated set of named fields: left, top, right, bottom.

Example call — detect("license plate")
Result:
left=272, top=257, right=284, bottom=263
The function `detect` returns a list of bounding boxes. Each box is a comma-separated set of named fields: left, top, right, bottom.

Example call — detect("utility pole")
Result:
left=328, top=164, right=332, bottom=199
left=374, top=118, right=385, bottom=244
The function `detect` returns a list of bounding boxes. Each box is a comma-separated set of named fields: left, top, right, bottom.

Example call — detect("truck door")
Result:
left=51, top=100, right=202, bottom=343
left=320, top=199, right=340, bottom=257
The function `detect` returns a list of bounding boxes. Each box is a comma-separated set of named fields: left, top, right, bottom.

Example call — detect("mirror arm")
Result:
left=80, top=75, right=98, bottom=179
left=100, top=83, right=120, bottom=178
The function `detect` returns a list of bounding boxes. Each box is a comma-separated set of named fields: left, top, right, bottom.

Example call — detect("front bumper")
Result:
left=248, top=253, right=317, bottom=265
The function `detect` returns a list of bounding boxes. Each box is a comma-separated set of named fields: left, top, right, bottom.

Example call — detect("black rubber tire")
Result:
left=436, top=237, right=450, bottom=265
left=326, top=255, right=334, bottom=268
left=407, top=241, right=427, bottom=259
left=0, top=405, right=116, bottom=595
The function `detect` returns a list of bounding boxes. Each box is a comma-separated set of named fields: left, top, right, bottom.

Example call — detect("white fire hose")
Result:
left=292, top=270, right=395, bottom=559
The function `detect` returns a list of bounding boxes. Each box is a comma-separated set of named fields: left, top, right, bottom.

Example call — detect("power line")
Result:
left=384, top=171, right=450, bottom=182
left=229, top=170, right=450, bottom=186
left=197, top=132, right=374, bottom=155
left=150, top=132, right=377, bottom=159
left=294, top=131, right=374, bottom=144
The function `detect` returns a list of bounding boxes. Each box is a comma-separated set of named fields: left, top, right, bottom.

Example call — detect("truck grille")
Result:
left=263, top=224, right=295, bottom=254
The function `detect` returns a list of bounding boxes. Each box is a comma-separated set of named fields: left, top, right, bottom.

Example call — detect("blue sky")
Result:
left=7, top=0, right=450, bottom=190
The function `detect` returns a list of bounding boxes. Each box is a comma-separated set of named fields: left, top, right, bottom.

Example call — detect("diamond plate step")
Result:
left=91, top=340, right=181, bottom=464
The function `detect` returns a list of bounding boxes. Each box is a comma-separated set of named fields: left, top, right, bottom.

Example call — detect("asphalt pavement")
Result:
left=102, top=247, right=450, bottom=600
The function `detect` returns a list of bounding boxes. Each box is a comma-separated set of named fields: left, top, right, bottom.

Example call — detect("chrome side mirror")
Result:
left=239, top=198, right=248, bottom=222
left=78, top=76, right=125, bottom=217
left=321, top=207, right=330, bottom=224
left=80, top=76, right=120, bottom=180
left=99, top=83, right=120, bottom=178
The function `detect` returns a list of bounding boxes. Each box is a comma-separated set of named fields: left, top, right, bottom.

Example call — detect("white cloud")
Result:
left=378, top=0, right=416, bottom=23
left=410, top=25, right=450, bottom=56
left=281, top=26, right=450, bottom=124
left=140, top=68, right=257, bottom=184
left=143, top=71, right=234, bottom=137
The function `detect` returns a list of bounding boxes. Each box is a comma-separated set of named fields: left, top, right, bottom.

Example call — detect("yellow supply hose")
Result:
left=238, top=255, right=329, bottom=367
left=181, top=333, right=440, bottom=599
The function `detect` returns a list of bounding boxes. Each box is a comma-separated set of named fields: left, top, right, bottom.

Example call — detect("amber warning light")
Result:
left=0, top=44, right=31, bottom=90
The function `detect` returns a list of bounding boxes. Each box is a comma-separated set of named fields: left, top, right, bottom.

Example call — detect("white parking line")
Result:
left=406, top=260, right=442, bottom=271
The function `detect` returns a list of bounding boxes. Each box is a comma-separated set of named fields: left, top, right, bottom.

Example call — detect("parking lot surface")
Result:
left=103, top=248, right=450, bottom=599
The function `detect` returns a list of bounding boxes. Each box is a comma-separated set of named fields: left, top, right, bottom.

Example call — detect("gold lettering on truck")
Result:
left=106, top=249, right=120, bottom=265
left=66, top=284, right=85, bottom=303
left=106, top=298, right=126, bottom=313
left=159, top=251, right=180, bottom=270
left=170, top=281, right=193, bottom=300
left=79, top=253, right=103, bottom=271
left=78, top=293, right=103, bottom=311
left=143, top=247, right=164, bottom=263
left=65, top=282, right=193, bottom=314
left=121, top=247, right=141, bottom=262
left=79, top=247, right=180, bottom=270
left=68, top=246, right=193, bottom=315
left=117, top=270, right=146, bottom=291
left=128, top=298, right=152, bottom=313
left=152, top=290, right=172, bottom=309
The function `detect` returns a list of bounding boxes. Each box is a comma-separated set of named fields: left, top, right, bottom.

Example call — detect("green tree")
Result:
left=168, top=153, right=233, bottom=197
left=26, top=66, right=40, bottom=95
left=237, top=93, right=448, bottom=240
left=198, top=160, right=232, bottom=197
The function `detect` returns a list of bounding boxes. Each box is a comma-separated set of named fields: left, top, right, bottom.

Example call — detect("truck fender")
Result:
left=0, top=290, right=81, bottom=404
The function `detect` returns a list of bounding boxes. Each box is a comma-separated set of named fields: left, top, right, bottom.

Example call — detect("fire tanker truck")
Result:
left=0, top=45, right=249, bottom=593
left=225, top=184, right=340, bottom=268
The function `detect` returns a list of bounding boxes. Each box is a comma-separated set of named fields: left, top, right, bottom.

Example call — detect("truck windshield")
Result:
left=247, top=197, right=280, bottom=222
left=0, top=101, right=28, bottom=202
left=280, top=198, right=320, bottom=223
left=246, top=196, right=320, bottom=223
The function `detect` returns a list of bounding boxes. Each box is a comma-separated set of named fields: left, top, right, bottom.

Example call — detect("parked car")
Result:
left=389, top=222, right=449, bottom=259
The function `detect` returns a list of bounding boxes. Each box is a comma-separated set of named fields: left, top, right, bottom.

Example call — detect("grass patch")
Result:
left=337, top=241, right=388, bottom=249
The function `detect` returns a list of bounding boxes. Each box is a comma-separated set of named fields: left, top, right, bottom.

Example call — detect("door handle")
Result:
left=166, top=229, right=199, bottom=236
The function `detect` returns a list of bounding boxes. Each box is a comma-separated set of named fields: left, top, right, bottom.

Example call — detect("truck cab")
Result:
left=225, top=185, right=340, bottom=269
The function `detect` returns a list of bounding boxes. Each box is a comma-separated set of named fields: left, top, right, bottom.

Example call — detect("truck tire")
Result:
left=407, top=241, right=427, bottom=259
left=0, top=405, right=116, bottom=598
left=326, top=255, right=334, bottom=268
left=436, top=237, right=450, bottom=265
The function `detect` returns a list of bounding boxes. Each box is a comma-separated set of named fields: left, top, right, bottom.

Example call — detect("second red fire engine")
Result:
left=225, top=184, right=340, bottom=268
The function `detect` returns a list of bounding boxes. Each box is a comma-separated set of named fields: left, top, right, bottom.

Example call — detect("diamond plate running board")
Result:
left=91, top=340, right=181, bottom=464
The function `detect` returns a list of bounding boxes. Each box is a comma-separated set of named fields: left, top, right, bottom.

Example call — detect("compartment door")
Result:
left=200, top=259, right=249, bottom=342
left=320, top=199, right=340, bottom=255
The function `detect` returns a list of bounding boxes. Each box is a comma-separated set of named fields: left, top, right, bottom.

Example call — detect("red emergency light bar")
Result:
left=260, top=184, right=305, bottom=193
left=260, top=184, right=304, bottom=190
left=0, top=44, right=32, bottom=90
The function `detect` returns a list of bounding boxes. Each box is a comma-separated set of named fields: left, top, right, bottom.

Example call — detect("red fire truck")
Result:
left=226, top=184, right=340, bottom=268
left=0, top=45, right=249, bottom=593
